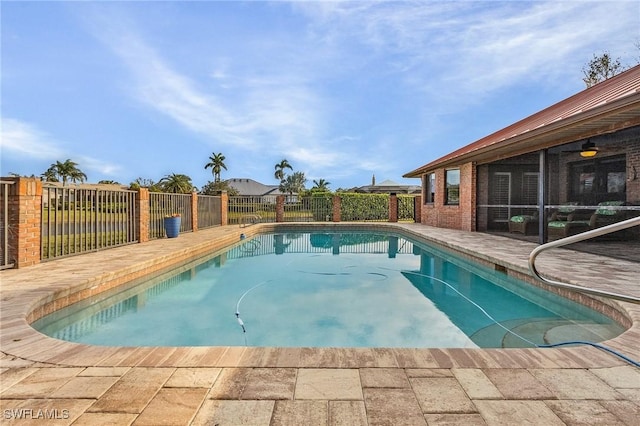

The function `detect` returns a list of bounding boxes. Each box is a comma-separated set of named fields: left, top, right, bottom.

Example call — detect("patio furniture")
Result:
left=588, top=201, right=639, bottom=240
left=547, top=205, right=593, bottom=238
left=589, top=201, right=627, bottom=229
left=508, top=212, right=539, bottom=235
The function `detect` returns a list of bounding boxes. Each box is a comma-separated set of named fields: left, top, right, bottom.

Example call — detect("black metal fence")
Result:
left=41, top=185, right=138, bottom=260
left=0, top=180, right=15, bottom=269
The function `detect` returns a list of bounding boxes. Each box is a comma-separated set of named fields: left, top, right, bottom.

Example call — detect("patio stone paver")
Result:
left=544, top=400, right=627, bottom=425
left=474, top=400, right=565, bottom=426
left=241, top=368, right=297, bottom=400
left=590, top=365, right=640, bottom=389
left=597, top=400, right=640, bottom=425
left=328, top=400, right=368, bottom=426
left=295, top=368, right=363, bottom=400
left=132, top=387, right=208, bottom=425
left=87, top=368, right=174, bottom=413
left=0, top=367, right=83, bottom=398
left=410, top=377, right=477, bottom=413
left=270, top=400, right=328, bottom=425
left=452, top=368, right=503, bottom=399
left=71, top=412, right=138, bottom=426
left=482, top=368, right=556, bottom=399
left=164, top=367, right=221, bottom=388
left=49, top=376, right=119, bottom=399
left=423, top=413, right=488, bottom=425
left=191, top=400, right=275, bottom=426
left=360, top=367, right=410, bottom=388
left=530, top=369, right=622, bottom=400
left=1, top=223, right=640, bottom=425
left=363, top=388, right=427, bottom=426
left=76, top=366, right=130, bottom=377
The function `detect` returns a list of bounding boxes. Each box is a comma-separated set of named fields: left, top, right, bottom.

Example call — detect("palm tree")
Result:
left=274, top=159, right=293, bottom=182
left=44, top=159, right=87, bottom=185
left=204, top=152, right=227, bottom=183
left=159, top=173, right=194, bottom=193
left=312, top=179, right=331, bottom=191
left=41, top=167, right=59, bottom=182
left=279, top=171, right=306, bottom=196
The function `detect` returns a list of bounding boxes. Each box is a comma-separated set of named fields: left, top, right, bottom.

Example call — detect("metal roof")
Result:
left=404, top=64, right=640, bottom=177
left=225, top=178, right=282, bottom=196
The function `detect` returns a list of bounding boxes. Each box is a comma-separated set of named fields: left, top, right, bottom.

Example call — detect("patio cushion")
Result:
left=548, top=220, right=590, bottom=228
left=509, top=215, right=533, bottom=223
left=595, top=201, right=625, bottom=215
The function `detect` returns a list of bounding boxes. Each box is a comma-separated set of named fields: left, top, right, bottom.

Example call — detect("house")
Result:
left=225, top=178, right=281, bottom=197
left=355, top=177, right=421, bottom=194
left=404, top=65, right=640, bottom=243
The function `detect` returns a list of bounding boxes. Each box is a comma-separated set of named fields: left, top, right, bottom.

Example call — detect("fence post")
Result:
left=332, top=195, right=341, bottom=222
left=414, top=195, right=422, bottom=223
left=136, top=188, right=149, bottom=243
left=389, top=193, right=398, bottom=222
left=276, top=195, right=285, bottom=222
left=7, top=177, right=42, bottom=268
left=220, top=191, right=228, bottom=226
left=191, top=191, right=198, bottom=232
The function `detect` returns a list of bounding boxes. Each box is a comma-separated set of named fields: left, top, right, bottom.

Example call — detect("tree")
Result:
left=43, top=159, right=87, bottom=185
left=279, top=171, right=306, bottom=195
left=204, top=152, right=227, bottom=183
left=98, top=180, right=120, bottom=185
left=311, top=179, right=331, bottom=191
left=582, top=51, right=625, bottom=88
left=274, top=159, right=293, bottom=181
left=41, top=168, right=59, bottom=182
left=200, top=180, right=239, bottom=196
left=159, top=173, right=194, bottom=193
left=129, top=178, right=163, bottom=192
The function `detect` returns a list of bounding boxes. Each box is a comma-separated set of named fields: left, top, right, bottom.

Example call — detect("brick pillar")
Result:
left=191, top=191, right=198, bottom=232
left=332, top=195, right=341, bottom=222
left=220, top=191, right=228, bottom=225
left=276, top=195, right=285, bottom=222
left=136, top=188, right=149, bottom=243
left=7, top=177, right=42, bottom=268
left=389, top=193, right=398, bottom=222
left=414, top=195, right=422, bottom=223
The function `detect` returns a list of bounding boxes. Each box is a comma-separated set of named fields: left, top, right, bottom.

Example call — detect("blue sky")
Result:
left=2, top=1, right=639, bottom=191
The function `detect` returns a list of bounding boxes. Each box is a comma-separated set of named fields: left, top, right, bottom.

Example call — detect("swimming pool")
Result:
left=33, top=230, right=624, bottom=348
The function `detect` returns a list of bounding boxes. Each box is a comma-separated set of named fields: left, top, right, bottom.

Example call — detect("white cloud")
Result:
left=0, top=118, right=64, bottom=159
left=0, top=117, right=122, bottom=177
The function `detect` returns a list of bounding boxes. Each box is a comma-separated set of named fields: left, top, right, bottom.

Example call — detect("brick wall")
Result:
left=420, top=162, right=475, bottom=231
left=7, top=178, right=42, bottom=268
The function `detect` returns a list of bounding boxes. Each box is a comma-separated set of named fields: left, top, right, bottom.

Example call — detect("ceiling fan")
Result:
left=561, top=140, right=602, bottom=158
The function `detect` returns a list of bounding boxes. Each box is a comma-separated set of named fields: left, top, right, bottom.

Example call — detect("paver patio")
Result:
left=1, top=223, right=639, bottom=425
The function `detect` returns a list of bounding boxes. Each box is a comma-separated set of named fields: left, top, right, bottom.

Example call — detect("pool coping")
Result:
left=1, top=222, right=639, bottom=370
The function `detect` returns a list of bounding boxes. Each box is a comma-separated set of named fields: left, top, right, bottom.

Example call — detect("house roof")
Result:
left=225, top=178, right=282, bottom=196
left=355, top=179, right=421, bottom=193
left=404, top=64, right=640, bottom=178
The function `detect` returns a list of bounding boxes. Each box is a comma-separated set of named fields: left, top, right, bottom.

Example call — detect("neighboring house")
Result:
left=356, top=178, right=421, bottom=194
left=225, top=178, right=285, bottom=202
left=404, top=64, right=640, bottom=243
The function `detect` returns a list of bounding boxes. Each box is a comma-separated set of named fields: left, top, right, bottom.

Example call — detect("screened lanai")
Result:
left=477, top=126, right=640, bottom=261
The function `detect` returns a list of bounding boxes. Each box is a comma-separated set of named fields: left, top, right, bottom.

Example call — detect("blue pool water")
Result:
left=33, top=231, right=624, bottom=348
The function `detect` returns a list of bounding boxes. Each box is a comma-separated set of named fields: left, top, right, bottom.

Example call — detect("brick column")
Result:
left=220, top=191, right=228, bottom=225
left=276, top=195, right=285, bottom=222
left=389, top=193, right=398, bottom=222
left=7, top=177, right=42, bottom=268
left=136, top=188, right=149, bottom=243
left=332, top=195, right=341, bottom=222
left=414, top=195, right=422, bottom=223
left=191, top=191, right=198, bottom=232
